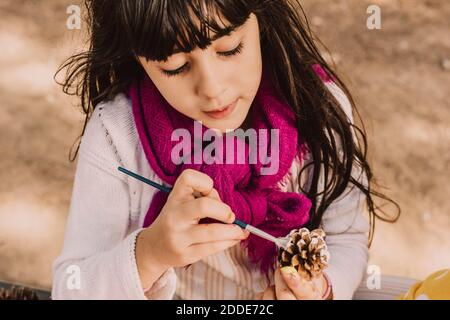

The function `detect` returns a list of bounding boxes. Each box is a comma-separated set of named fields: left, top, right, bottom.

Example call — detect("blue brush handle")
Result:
left=118, top=166, right=249, bottom=229
left=232, top=219, right=248, bottom=229
left=118, top=167, right=172, bottom=193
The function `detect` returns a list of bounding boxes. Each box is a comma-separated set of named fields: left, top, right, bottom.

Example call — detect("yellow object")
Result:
left=398, top=269, right=450, bottom=300
left=280, top=266, right=298, bottom=275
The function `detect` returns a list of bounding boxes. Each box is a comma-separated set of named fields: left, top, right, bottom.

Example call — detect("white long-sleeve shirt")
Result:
left=51, top=81, right=370, bottom=300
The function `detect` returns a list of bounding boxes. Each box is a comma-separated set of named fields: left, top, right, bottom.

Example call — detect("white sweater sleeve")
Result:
left=51, top=103, right=177, bottom=300
left=319, top=82, right=370, bottom=300
left=321, top=183, right=370, bottom=300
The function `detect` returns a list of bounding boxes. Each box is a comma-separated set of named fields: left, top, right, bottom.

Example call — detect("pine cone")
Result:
left=277, top=228, right=330, bottom=280
left=0, top=286, right=39, bottom=300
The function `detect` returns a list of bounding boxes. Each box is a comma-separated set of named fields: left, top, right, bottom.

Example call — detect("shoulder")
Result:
left=287, top=76, right=357, bottom=186
left=312, top=64, right=354, bottom=123
left=94, top=93, right=139, bottom=150
left=79, top=93, right=164, bottom=226
left=79, top=93, right=141, bottom=177
left=325, top=81, right=354, bottom=124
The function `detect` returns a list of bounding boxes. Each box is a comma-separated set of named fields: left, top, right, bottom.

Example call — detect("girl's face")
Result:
left=138, top=13, right=262, bottom=133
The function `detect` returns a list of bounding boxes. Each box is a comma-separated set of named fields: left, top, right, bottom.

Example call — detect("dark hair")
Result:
left=57, top=0, right=400, bottom=244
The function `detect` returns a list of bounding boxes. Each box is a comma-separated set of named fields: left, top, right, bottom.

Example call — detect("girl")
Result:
left=52, top=0, right=398, bottom=300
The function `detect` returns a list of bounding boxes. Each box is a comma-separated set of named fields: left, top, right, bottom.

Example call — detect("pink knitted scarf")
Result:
left=129, top=70, right=312, bottom=277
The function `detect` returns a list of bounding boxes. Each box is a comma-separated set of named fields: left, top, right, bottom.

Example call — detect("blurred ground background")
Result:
left=0, top=0, right=449, bottom=291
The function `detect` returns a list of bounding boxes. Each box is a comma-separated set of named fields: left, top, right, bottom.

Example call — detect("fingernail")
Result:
left=239, top=229, right=249, bottom=239
left=281, top=266, right=298, bottom=277
left=281, top=266, right=297, bottom=274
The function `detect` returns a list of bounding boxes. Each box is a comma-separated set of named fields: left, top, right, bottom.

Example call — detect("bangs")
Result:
left=118, top=0, right=254, bottom=61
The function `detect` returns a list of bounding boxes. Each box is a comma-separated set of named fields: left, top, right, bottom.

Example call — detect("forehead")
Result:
left=170, top=22, right=244, bottom=55
left=128, top=1, right=252, bottom=62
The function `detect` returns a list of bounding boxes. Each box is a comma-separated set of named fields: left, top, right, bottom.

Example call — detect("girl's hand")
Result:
left=255, top=267, right=329, bottom=300
left=136, top=169, right=250, bottom=287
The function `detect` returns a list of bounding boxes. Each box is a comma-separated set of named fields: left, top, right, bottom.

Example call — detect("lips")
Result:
left=204, top=99, right=238, bottom=119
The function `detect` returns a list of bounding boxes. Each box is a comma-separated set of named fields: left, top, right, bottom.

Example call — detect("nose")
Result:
left=194, top=58, right=226, bottom=103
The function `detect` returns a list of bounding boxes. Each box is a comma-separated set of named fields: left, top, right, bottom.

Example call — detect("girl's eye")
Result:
left=218, top=42, right=244, bottom=57
left=162, top=63, right=189, bottom=77
left=161, top=42, right=244, bottom=78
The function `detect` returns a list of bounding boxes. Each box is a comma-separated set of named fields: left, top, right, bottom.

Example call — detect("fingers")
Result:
left=279, top=267, right=320, bottom=300
left=256, top=285, right=277, bottom=300
left=183, top=196, right=235, bottom=224
left=188, top=239, right=241, bottom=258
left=188, top=223, right=249, bottom=244
left=207, top=188, right=222, bottom=201
left=170, top=169, right=214, bottom=202
left=262, top=285, right=276, bottom=300
left=254, top=292, right=264, bottom=300
left=274, top=268, right=296, bottom=300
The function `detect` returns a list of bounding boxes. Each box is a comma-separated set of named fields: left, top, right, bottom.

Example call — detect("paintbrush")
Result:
left=118, top=166, right=289, bottom=249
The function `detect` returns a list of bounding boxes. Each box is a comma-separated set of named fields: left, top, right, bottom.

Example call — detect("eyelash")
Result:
left=219, top=41, right=244, bottom=57
left=162, top=42, right=244, bottom=77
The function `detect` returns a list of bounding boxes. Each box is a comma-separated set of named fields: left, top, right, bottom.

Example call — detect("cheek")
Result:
left=239, top=47, right=263, bottom=96
left=139, top=59, right=198, bottom=117
left=159, top=84, right=194, bottom=114
left=147, top=74, right=195, bottom=115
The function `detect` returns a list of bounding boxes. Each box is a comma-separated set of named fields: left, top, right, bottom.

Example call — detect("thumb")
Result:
left=207, top=188, right=222, bottom=201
